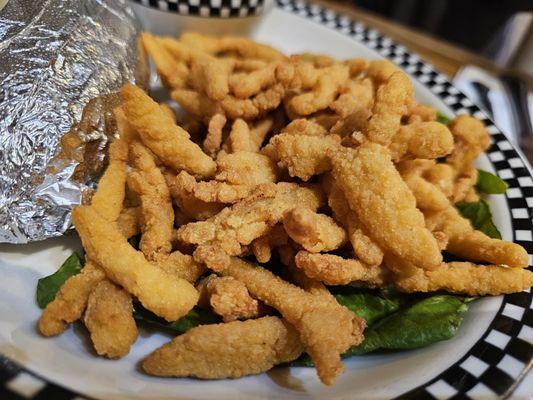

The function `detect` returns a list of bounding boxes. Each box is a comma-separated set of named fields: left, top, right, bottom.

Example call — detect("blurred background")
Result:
left=325, top=0, right=533, bottom=161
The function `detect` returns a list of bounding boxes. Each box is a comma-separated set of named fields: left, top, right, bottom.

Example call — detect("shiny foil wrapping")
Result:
left=0, top=0, right=145, bottom=243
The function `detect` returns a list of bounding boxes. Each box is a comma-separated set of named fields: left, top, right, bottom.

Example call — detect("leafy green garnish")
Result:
left=476, top=169, right=508, bottom=194
left=335, top=292, right=401, bottom=326
left=456, top=200, right=501, bottom=239
left=437, top=111, right=452, bottom=125
left=36, top=253, right=84, bottom=309
left=344, top=295, right=470, bottom=357
left=133, top=304, right=220, bottom=334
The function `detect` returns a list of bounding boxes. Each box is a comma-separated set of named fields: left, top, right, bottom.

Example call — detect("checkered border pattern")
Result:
left=275, top=0, right=533, bottom=398
left=130, top=0, right=265, bottom=18
left=0, top=1, right=531, bottom=399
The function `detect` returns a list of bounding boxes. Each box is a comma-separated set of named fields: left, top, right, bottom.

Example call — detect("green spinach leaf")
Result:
left=335, top=292, right=401, bottom=326
left=476, top=169, right=508, bottom=194
left=133, top=304, right=220, bottom=334
left=456, top=200, right=501, bottom=239
left=437, top=111, right=452, bottom=125
left=36, top=252, right=84, bottom=309
left=345, top=295, right=469, bottom=357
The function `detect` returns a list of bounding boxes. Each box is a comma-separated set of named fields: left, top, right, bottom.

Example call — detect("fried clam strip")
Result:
left=251, top=225, right=289, bottom=263
left=117, top=207, right=141, bottom=239
left=218, top=257, right=365, bottom=385
left=283, top=208, right=347, bottom=253
left=141, top=32, right=187, bottom=89
left=143, top=316, right=303, bottom=379
left=121, top=83, right=216, bottom=178
left=405, top=99, right=437, bottom=123
left=39, top=261, right=106, bottom=336
left=364, top=71, right=413, bottom=146
left=397, top=160, right=450, bottom=212
left=425, top=206, right=529, bottom=268
left=295, top=251, right=388, bottom=286
left=84, top=280, right=138, bottom=359
left=178, top=183, right=324, bottom=270
left=72, top=206, right=198, bottom=321
left=197, top=275, right=261, bottom=322
left=203, top=113, right=226, bottom=158
left=39, top=139, right=129, bottom=337
left=393, top=262, right=533, bottom=296
left=327, top=182, right=384, bottom=266
left=285, top=64, right=350, bottom=117
left=329, top=78, right=374, bottom=118
left=127, top=142, right=173, bottom=259
left=188, top=54, right=233, bottom=101
left=329, top=143, right=442, bottom=270
left=224, top=119, right=254, bottom=153
left=389, top=121, right=454, bottom=162
left=229, top=62, right=278, bottom=99
left=267, top=133, right=341, bottom=181
left=216, top=151, right=279, bottom=186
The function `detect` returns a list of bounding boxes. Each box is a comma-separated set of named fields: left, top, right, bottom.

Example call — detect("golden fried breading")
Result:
left=327, top=182, right=384, bottom=266
left=84, top=280, right=138, bottom=359
left=389, top=121, right=454, bottom=162
left=178, top=183, right=324, bottom=270
left=330, top=143, right=442, bottom=270
left=268, top=133, right=341, bottom=181
left=141, top=32, right=187, bottom=89
left=218, top=257, right=365, bottom=385
left=221, top=84, right=285, bottom=120
left=425, top=206, right=529, bottom=268
left=215, top=151, right=278, bottom=186
left=393, top=261, right=533, bottom=296
left=250, top=225, right=289, bottom=263
left=39, top=260, right=106, bottom=336
left=329, top=78, right=373, bottom=118
left=198, top=275, right=260, bottom=322
left=203, top=113, right=226, bottom=157
left=405, top=99, right=437, bottom=123
left=154, top=251, right=206, bottom=283
left=364, top=71, right=413, bottom=145
left=142, top=316, right=303, bottom=379
left=295, top=251, right=387, bottom=286
left=127, top=142, right=173, bottom=260
left=171, top=88, right=222, bottom=120
left=224, top=119, right=254, bottom=153
left=285, top=64, right=349, bottom=116
left=229, top=63, right=277, bottom=99
left=446, top=115, right=490, bottom=174
left=451, top=166, right=478, bottom=203
left=424, top=163, right=455, bottom=198
left=189, top=54, right=233, bottom=101
left=90, top=139, right=128, bottom=222
left=282, top=118, right=328, bottom=136
left=72, top=206, right=198, bottom=322
left=344, top=58, right=370, bottom=77
left=121, top=83, right=216, bottom=178
left=366, top=59, right=400, bottom=83
left=117, top=207, right=141, bottom=239
left=283, top=208, right=347, bottom=253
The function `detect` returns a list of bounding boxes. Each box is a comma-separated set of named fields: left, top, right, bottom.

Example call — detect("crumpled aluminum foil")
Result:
left=0, top=0, right=145, bottom=243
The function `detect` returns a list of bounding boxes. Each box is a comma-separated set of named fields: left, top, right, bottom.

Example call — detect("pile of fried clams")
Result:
left=38, top=33, right=533, bottom=386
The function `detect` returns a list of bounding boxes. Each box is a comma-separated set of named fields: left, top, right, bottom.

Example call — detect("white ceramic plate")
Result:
left=0, top=1, right=532, bottom=399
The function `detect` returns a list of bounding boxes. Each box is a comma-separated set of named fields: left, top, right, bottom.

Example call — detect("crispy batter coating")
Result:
left=218, top=257, right=365, bottom=385
left=142, top=316, right=303, bottom=379
left=39, top=261, right=106, bottom=336
left=285, top=64, right=349, bottom=116
left=282, top=118, right=328, bottom=136
left=295, top=251, right=387, bottom=286
left=189, top=54, right=233, bottom=101
left=405, top=99, right=437, bottom=123
left=425, top=206, right=529, bottom=268
left=268, top=133, right=341, bottom=181
left=229, top=63, right=277, bottom=99
left=327, top=182, right=384, bottom=266
left=329, top=78, right=373, bottom=118
left=366, top=59, right=399, bottom=83
left=330, top=143, right=442, bottom=270
left=170, top=88, right=222, bottom=119
left=154, top=251, right=206, bottom=283
left=283, top=208, right=347, bottom=253
left=250, top=225, right=289, bottom=263
left=364, top=71, right=413, bottom=145
left=198, top=275, right=260, bottom=322
left=329, top=108, right=372, bottom=139
left=178, top=183, right=324, bottom=270
left=215, top=151, right=278, bottom=186
left=117, top=207, right=141, bottom=239
left=222, top=84, right=285, bottom=120
left=72, top=206, right=198, bottom=321
left=127, top=142, right=173, bottom=260
left=90, top=139, right=128, bottom=222
left=121, top=83, right=216, bottom=178
left=393, top=261, right=533, bottom=296
left=224, top=119, right=254, bottom=153
left=424, top=163, right=455, bottom=198
left=84, top=280, right=138, bottom=359
left=389, top=121, right=454, bottom=162
left=203, top=113, right=226, bottom=157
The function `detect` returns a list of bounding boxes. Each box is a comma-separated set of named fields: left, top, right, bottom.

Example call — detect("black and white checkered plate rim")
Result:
left=1, top=0, right=531, bottom=399
left=130, top=0, right=265, bottom=18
